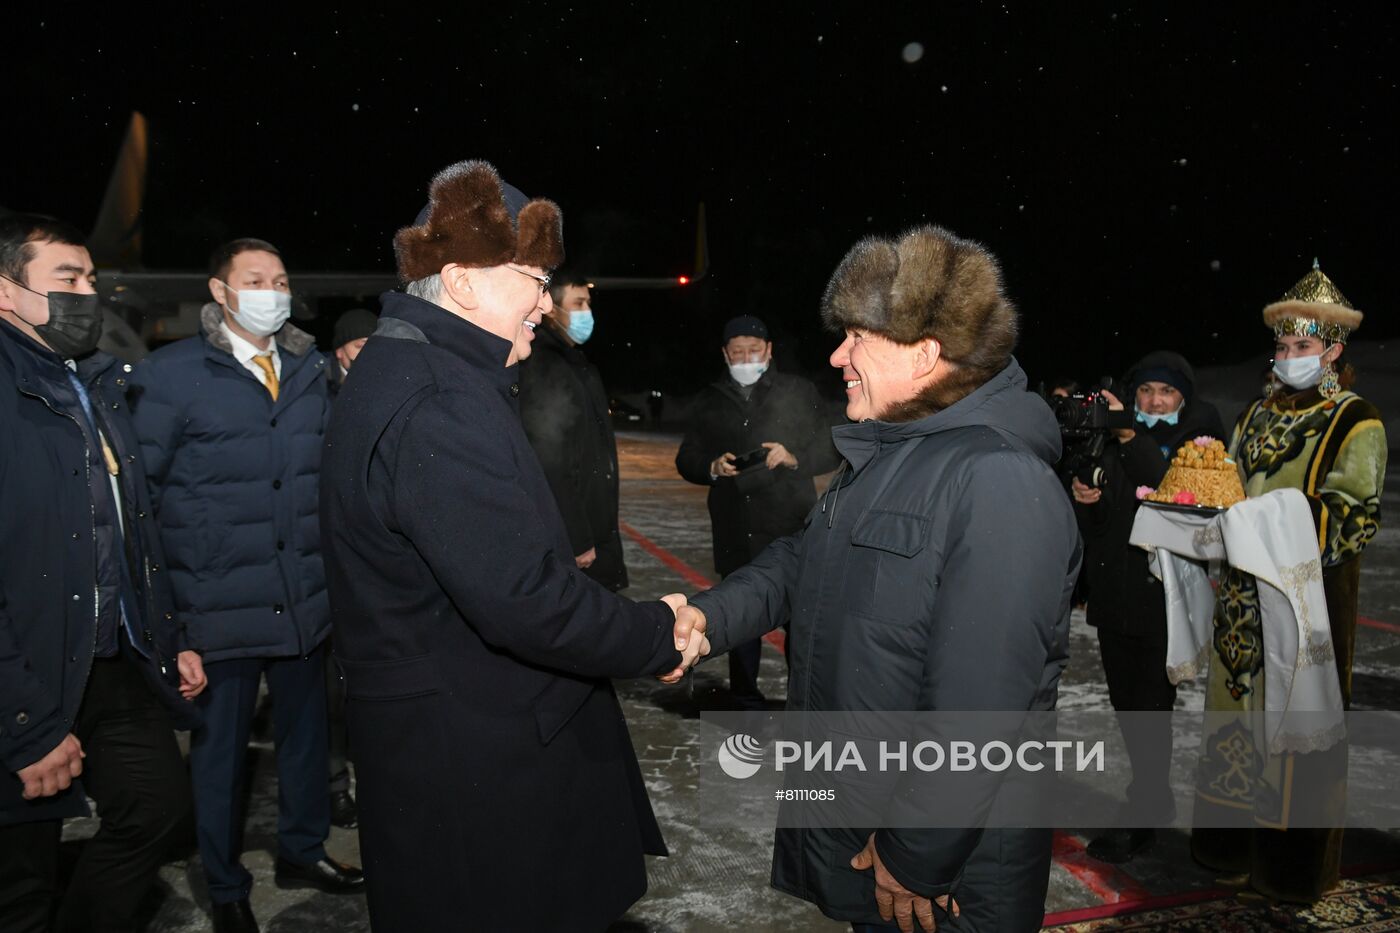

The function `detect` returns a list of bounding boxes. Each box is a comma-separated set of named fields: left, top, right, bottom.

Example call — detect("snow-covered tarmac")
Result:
left=67, top=427, right=1400, bottom=931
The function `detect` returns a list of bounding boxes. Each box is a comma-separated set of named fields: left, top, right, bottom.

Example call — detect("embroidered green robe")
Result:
left=1192, top=387, right=1386, bottom=901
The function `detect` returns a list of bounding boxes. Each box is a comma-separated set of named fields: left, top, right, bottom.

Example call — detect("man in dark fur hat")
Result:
left=674, top=226, right=1082, bottom=932
left=319, top=160, right=708, bottom=933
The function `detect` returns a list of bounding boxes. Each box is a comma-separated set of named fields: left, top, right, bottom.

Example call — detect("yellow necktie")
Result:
left=251, top=354, right=279, bottom=401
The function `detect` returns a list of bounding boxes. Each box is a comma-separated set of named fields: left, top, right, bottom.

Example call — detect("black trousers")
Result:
left=1097, top=628, right=1177, bottom=820
left=0, top=653, right=190, bottom=933
left=325, top=644, right=350, bottom=794
left=189, top=647, right=330, bottom=904
left=720, top=566, right=769, bottom=710
left=727, top=638, right=767, bottom=709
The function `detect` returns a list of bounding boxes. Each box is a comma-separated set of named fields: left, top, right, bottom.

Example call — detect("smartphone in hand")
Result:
left=731, top=447, right=769, bottom=472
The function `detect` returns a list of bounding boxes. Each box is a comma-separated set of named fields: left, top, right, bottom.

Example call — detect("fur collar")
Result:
left=200, top=302, right=316, bottom=357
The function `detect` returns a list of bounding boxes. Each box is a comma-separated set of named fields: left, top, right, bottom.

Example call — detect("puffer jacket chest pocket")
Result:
left=851, top=509, right=929, bottom=557
left=844, top=510, right=935, bottom=620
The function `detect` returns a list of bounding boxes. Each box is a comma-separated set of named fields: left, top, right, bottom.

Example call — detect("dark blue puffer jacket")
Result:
left=129, top=304, right=331, bottom=662
left=1, top=323, right=192, bottom=827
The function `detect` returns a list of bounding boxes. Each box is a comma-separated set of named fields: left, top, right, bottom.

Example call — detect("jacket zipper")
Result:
left=93, top=375, right=170, bottom=678
left=206, top=348, right=322, bottom=658
left=143, top=556, right=170, bottom=678
left=19, top=384, right=100, bottom=715
left=822, top=461, right=849, bottom=529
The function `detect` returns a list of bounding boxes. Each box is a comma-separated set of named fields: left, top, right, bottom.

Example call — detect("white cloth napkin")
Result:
left=1129, top=489, right=1343, bottom=753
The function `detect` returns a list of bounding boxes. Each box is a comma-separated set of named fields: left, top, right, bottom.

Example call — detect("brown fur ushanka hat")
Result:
left=393, top=160, right=564, bottom=285
left=820, top=225, right=1018, bottom=373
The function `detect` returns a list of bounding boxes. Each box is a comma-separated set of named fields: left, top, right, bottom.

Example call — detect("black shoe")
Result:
left=1086, top=828, right=1156, bottom=864
left=211, top=898, right=259, bottom=933
left=732, top=692, right=768, bottom=712
left=330, top=789, right=358, bottom=828
left=274, top=855, right=365, bottom=894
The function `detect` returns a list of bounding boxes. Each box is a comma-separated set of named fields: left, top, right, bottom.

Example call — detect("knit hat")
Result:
left=1130, top=365, right=1191, bottom=399
left=333, top=308, right=379, bottom=349
left=1126, top=351, right=1196, bottom=402
left=722, top=315, right=769, bottom=343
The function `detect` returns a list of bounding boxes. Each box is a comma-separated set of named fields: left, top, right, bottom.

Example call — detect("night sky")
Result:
left=13, top=5, right=1398, bottom=399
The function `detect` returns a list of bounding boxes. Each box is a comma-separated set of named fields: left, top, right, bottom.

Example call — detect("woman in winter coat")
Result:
left=1069, top=351, right=1224, bottom=864
left=1193, top=262, right=1386, bottom=903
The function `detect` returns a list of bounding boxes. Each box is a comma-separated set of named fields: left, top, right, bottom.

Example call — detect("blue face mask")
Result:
left=1135, top=405, right=1180, bottom=429
left=565, top=309, right=594, bottom=344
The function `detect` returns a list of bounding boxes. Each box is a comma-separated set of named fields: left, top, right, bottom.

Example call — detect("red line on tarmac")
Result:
left=619, top=521, right=715, bottom=592
left=622, top=521, right=1400, bottom=921
left=618, top=521, right=786, bottom=654
left=1049, top=831, right=1152, bottom=907
left=1042, top=886, right=1232, bottom=927
left=1360, top=615, right=1400, bottom=635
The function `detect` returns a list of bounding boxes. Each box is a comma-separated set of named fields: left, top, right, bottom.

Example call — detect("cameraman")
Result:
left=1072, top=351, right=1225, bottom=864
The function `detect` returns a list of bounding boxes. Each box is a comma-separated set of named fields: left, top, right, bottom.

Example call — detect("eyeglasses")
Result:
left=508, top=266, right=552, bottom=295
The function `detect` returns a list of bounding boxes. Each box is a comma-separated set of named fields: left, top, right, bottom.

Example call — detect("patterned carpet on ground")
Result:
left=1045, top=872, right=1400, bottom=931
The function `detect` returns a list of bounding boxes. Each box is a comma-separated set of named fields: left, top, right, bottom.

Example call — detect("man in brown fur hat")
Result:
left=319, top=160, right=708, bottom=933
left=675, top=226, right=1082, bottom=932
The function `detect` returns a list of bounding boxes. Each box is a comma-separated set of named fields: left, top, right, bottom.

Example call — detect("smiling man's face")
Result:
left=828, top=328, right=929, bottom=421
left=460, top=263, right=554, bottom=366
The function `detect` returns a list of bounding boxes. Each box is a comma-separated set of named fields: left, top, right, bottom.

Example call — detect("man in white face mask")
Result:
left=519, top=271, right=631, bottom=591
left=129, top=238, right=358, bottom=933
left=676, top=315, right=840, bottom=709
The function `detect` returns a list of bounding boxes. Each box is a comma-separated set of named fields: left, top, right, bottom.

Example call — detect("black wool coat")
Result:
left=1074, top=352, right=1226, bottom=638
left=676, top=369, right=840, bottom=576
left=0, top=325, right=191, bottom=827
left=319, top=293, right=683, bottom=933
left=518, top=324, right=628, bottom=590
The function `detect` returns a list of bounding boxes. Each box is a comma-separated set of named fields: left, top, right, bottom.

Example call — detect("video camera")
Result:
left=1048, top=382, right=1136, bottom=440
left=1046, top=378, right=1136, bottom=489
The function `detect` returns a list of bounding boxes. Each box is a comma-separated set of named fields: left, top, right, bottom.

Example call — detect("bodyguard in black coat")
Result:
left=320, top=162, right=701, bottom=933
left=677, top=316, right=840, bottom=708
left=518, top=284, right=628, bottom=591
left=676, top=332, right=840, bottom=578
left=1070, top=350, right=1225, bottom=863
left=0, top=217, right=202, bottom=931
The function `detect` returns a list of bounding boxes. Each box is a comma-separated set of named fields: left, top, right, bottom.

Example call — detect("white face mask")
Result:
left=223, top=283, right=292, bottom=337
left=1273, top=355, right=1324, bottom=389
left=729, top=361, right=768, bottom=387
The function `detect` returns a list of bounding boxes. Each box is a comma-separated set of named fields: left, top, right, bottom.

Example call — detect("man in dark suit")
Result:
left=130, top=238, right=361, bottom=933
left=319, top=159, right=708, bottom=933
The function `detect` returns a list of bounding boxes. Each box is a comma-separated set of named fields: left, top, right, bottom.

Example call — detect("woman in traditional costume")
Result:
left=1192, top=261, right=1387, bottom=902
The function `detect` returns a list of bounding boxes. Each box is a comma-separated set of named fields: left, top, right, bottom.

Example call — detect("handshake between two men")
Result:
left=657, top=594, right=710, bottom=684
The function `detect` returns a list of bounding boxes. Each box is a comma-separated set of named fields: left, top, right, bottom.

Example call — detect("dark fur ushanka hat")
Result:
left=393, top=160, right=564, bottom=285
left=821, top=225, right=1018, bottom=372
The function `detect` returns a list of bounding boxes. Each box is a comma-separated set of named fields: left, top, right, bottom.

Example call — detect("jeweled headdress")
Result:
left=1262, top=259, right=1363, bottom=344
